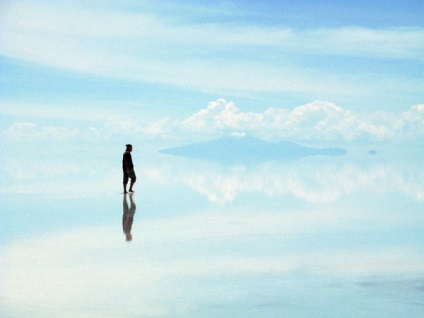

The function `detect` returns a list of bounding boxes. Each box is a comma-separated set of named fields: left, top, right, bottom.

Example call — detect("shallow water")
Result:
left=1, top=144, right=423, bottom=317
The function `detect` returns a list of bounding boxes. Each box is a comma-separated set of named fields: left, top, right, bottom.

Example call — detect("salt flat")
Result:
left=1, top=144, right=423, bottom=317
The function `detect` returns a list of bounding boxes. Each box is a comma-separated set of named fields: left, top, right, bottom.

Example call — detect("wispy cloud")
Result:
left=0, top=101, right=132, bottom=122
left=1, top=0, right=423, bottom=98
left=3, top=2, right=424, bottom=58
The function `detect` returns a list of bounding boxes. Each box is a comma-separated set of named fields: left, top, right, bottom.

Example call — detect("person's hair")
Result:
left=126, top=144, right=132, bottom=149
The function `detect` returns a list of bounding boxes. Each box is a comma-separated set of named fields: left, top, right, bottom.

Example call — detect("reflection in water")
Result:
left=1, top=152, right=423, bottom=317
left=142, top=157, right=424, bottom=204
left=123, top=194, right=136, bottom=241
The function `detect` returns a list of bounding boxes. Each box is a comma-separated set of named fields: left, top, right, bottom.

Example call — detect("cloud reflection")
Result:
left=142, top=158, right=424, bottom=204
left=1, top=205, right=423, bottom=317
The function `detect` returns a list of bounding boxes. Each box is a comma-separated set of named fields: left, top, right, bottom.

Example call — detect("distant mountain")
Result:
left=160, top=135, right=347, bottom=163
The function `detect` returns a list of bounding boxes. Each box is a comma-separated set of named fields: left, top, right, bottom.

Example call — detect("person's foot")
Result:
left=129, top=189, right=134, bottom=193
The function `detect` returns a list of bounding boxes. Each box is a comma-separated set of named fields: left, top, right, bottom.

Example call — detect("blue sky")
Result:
left=1, top=5, right=424, bottom=314
left=0, top=0, right=423, bottom=144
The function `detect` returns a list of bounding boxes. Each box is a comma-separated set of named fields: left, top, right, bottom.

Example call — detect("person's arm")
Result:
left=124, top=154, right=131, bottom=171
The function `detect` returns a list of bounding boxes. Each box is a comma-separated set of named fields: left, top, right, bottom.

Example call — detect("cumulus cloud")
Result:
left=2, top=100, right=423, bottom=143
left=174, top=99, right=424, bottom=142
left=180, top=99, right=263, bottom=133
left=401, top=104, right=424, bottom=137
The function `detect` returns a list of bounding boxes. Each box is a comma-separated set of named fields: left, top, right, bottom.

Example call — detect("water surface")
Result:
left=1, top=143, right=423, bottom=317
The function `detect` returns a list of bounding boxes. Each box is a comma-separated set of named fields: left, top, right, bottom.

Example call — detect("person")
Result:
left=122, top=144, right=136, bottom=193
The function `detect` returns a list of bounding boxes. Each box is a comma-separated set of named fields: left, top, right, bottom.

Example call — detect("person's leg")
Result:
left=128, top=181, right=135, bottom=192
left=123, top=171, right=129, bottom=193
left=128, top=170, right=136, bottom=192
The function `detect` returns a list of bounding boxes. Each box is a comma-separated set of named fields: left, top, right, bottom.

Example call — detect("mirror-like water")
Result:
left=1, top=144, right=423, bottom=317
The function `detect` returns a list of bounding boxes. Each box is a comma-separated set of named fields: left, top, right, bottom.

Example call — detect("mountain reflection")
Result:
left=123, top=194, right=136, bottom=241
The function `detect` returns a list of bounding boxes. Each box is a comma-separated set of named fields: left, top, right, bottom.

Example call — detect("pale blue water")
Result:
left=1, top=142, right=423, bottom=317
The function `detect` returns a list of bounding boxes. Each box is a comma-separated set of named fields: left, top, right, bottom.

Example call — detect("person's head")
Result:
left=126, top=144, right=133, bottom=152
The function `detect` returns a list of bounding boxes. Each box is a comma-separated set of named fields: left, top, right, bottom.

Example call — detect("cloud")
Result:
left=0, top=1, right=423, bottom=98
left=2, top=2, right=423, bottom=60
left=401, top=104, right=424, bottom=137
left=175, top=99, right=423, bottom=142
left=301, top=27, right=424, bottom=60
left=180, top=99, right=263, bottom=132
left=2, top=99, right=423, bottom=143
left=0, top=101, right=131, bottom=122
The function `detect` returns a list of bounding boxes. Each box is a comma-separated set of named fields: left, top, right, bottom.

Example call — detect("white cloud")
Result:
left=175, top=99, right=424, bottom=142
left=401, top=104, right=424, bottom=137
left=2, top=99, right=423, bottom=143
left=180, top=99, right=263, bottom=132
left=0, top=1, right=423, bottom=98
left=0, top=101, right=132, bottom=122
left=140, top=118, right=173, bottom=136
left=2, top=2, right=423, bottom=60
left=302, top=27, right=424, bottom=60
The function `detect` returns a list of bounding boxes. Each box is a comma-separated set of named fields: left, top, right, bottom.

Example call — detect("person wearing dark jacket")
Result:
left=122, top=144, right=136, bottom=193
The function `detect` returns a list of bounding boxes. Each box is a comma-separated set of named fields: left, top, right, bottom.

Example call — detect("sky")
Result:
left=1, top=3, right=424, bottom=315
left=0, top=0, right=423, bottom=146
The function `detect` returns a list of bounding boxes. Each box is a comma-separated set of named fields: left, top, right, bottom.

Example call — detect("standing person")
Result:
left=122, top=144, right=136, bottom=193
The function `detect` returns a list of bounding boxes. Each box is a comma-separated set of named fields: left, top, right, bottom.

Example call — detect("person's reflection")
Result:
left=123, top=193, right=136, bottom=242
